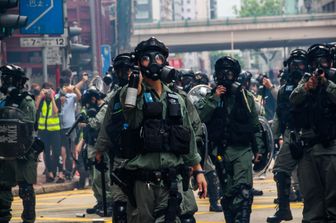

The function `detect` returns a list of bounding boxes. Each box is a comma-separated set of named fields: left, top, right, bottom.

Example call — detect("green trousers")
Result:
left=298, top=144, right=336, bottom=222
left=0, top=154, right=37, bottom=223
left=127, top=180, right=184, bottom=223
left=273, top=130, right=298, bottom=176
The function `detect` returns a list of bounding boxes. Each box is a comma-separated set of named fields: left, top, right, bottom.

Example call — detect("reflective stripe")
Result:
left=38, top=101, right=61, bottom=131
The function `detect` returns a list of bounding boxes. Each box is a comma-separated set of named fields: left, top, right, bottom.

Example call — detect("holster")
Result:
left=111, top=169, right=137, bottom=207
left=289, top=130, right=304, bottom=160
left=164, top=168, right=182, bottom=223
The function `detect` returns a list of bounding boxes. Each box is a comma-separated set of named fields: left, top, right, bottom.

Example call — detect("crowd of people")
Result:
left=0, top=37, right=335, bottom=223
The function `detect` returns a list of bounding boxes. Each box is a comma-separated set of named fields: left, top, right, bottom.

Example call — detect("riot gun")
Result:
left=65, top=113, right=87, bottom=137
left=313, top=67, right=325, bottom=77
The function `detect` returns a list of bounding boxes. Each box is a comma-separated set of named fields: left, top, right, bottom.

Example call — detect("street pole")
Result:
left=42, top=34, right=48, bottom=82
left=230, top=31, right=234, bottom=57
left=89, top=0, right=98, bottom=72
left=62, top=0, right=69, bottom=70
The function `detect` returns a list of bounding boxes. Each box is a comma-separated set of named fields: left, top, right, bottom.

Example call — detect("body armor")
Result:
left=206, top=90, right=256, bottom=149
left=0, top=106, right=33, bottom=160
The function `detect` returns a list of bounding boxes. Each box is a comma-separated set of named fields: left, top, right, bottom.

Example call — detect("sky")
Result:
left=217, top=0, right=241, bottom=18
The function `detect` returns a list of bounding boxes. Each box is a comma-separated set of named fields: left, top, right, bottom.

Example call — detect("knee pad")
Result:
left=232, top=184, right=253, bottom=210
left=113, top=201, right=127, bottom=223
left=180, top=214, right=196, bottom=223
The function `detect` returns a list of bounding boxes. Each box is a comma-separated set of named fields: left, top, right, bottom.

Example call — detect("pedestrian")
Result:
left=35, top=82, right=64, bottom=183
left=58, top=74, right=86, bottom=179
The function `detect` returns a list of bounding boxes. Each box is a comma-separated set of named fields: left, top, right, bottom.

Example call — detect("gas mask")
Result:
left=139, top=52, right=166, bottom=81
left=215, top=69, right=241, bottom=94
left=310, top=57, right=331, bottom=74
left=115, top=66, right=130, bottom=87
left=215, top=69, right=236, bottom=88
left=0, top=75, right=22, bottom=98
left=288, top=59, right=306, bottom=84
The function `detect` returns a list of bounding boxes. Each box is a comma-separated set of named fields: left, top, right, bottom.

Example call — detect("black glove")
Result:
left=95, top=160, right=108, bottom=173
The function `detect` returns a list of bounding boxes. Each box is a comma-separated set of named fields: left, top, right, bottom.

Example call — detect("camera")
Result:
left=44, top=89, right=52, bottom=98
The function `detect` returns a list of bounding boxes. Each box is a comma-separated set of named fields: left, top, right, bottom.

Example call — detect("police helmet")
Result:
left=214, top=56, right=241, bottom=86
left=81, top=87, right=102, bottom=106
left=179, top=69, right=195, bottom=92
left=0, top=64, right=28, bottom=93
left=237, top=70, right=253, bottom=89
left=113, top=53, right=133, bottom=69
left=134, top=37, right=169, bottom=60
left=286, top=49, right=308, bottom=74
left=214, top=56, right=241, bottom=78
left=307, top=44, right=332, bottom=66
left=194, top=71, right=209, bottom=85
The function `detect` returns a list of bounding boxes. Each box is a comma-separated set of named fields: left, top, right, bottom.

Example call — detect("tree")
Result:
left=234, top=0, right=283, bottom=17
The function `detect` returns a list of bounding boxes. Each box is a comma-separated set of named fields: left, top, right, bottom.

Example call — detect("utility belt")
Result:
left=111, top=165, right=190, bottom=212
left=113, top=165, right=191, bottom=191
left=288, top=130, right=336, bottom=159
left=301, top=137, right=336, bottom=148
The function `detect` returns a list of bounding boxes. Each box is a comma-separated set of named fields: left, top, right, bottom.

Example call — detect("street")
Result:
left=11, top=176, right=304, bottom=223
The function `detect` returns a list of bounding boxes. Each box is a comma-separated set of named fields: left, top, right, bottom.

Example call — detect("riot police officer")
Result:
left=195, top=56, right=263, bottom=223
left=95, top=52, right=134, bottom=223
left=289, top=44, right=336, bottom=222
left=266, top=49, right=308, bottom=223
left=79, top=87, right=113, bottom=216
left=113, top=37, right=207, bottom=223
left=0, top=64, right=37, bottom=223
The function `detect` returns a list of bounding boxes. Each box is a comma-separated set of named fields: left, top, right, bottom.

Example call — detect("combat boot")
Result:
left=86, top=202, right=102, bottom=214
left=267, top=172, right=293, bottom=223
left=206, top=171, right=222, bottom=212
left=96, top=203, right=113, bottom=217
left=221, top=196, right=235, bottom=223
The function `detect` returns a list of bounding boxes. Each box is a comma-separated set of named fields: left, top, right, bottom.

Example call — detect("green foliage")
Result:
left=234, top=0, right=283, bottom=17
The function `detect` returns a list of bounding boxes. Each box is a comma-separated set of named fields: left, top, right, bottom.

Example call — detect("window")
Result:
left=136, top=10, right=150, bottom=19
left=137, top=0, right=149, bottom=4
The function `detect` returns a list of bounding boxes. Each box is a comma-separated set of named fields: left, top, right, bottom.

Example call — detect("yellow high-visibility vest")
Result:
left=38, top=100, right=61, bottom=131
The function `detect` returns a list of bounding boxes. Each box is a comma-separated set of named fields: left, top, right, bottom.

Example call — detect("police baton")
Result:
left=95, top=157, right=108, bottom=216
left=201, top=123, right=209, bottom=169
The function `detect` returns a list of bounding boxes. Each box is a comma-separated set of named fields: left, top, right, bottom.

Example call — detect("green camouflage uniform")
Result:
left=0, top=95, right=37, bottom=223
left=86, top=101, right=112, bottom=206
left=119, top=83, right=201, bottom=223
left=195, top=89, right=263, bottom=222
left=290, top=79, right=336, bottom=222
left=95, top=87, right=128, bottom=203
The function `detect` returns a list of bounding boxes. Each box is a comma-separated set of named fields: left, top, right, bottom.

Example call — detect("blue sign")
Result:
left=101, top=45, right=111, bottom=76
left=20, top=0, right=64, bottom=34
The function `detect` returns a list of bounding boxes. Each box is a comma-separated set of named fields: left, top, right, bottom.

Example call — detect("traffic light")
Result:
left=68, top=22, right=91, bottom=70
left=0, top=0, right=28, bottom=39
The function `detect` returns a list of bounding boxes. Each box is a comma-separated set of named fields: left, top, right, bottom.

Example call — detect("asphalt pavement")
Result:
left=11, top=168, right=304, bottom=223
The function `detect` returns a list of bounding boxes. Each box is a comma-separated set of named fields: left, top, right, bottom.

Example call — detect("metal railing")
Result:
left=134, top=13, right=336, bottom=30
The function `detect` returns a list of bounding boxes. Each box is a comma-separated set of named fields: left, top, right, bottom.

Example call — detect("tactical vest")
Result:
left=0, top=94, right=34, bottom=160
left=119, top=91, right=191, bottom=158
left=83, top=103, right=105, bottom=146
left=38, top=99, right=61, bottom=131
left=206, top=90, right=256, bottom=147
left=106, top=90, right=132, bottom=158
left=310, top=88, right=336, bottom=142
